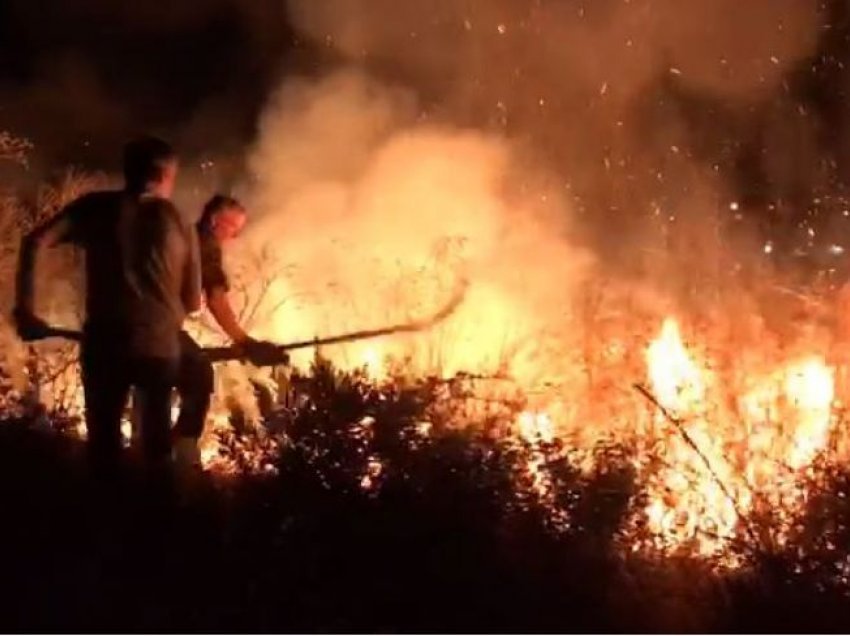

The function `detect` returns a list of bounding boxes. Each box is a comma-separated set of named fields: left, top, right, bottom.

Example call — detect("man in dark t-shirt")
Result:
left=15, top=137, right=201, bottom=476
left=171, top=195, right=280, bottom=468
left=56, top=190, right=199, bottom=358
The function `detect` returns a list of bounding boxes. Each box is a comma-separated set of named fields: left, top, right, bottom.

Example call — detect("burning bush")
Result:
left=5, top=159, right=850, bottom=579
left=4, top=85, right=850, bottom=599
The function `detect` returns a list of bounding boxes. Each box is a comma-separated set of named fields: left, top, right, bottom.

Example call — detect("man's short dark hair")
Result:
left=123, top=136, right=177, bottom=192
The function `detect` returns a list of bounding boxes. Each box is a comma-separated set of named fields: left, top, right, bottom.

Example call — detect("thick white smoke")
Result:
left=240, top=71, right=592, bottom=384
left=226, top=0, right=826, bottom=388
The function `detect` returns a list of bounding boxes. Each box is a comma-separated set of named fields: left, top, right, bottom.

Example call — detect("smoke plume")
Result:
left=235, top=0, right=827, bottom=384
left=242, top=70, right=591, bottom=383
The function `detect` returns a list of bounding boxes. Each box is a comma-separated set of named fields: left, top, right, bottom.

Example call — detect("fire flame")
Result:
left=638, top=317, right=837, bottom=559
left=23, top=292, right=848, bottom=567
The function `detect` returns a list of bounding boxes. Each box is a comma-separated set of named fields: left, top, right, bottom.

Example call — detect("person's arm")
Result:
left=206, top=286, right=248, bottom=344
left=198, top=232, right=287, bottom=365
left=14, top=208, right=76, bottom=338
left=198, top=231, right=248, bottom=343
left=207, top=286, right=287, bottom=365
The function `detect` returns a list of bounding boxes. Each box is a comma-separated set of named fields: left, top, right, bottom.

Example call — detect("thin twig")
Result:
left=633, top=382, right=760, bottom=548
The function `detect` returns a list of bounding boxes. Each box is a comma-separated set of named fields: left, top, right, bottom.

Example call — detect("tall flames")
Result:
left=21, top=279, right=850, bottom=568
left=199, top=262, right=846, bottom=567
left=11, top=83, right=850, bottom=567
left=637, top=317, right=838, bottom=560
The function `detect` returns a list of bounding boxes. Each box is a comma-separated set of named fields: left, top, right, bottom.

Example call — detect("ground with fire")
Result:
left=5, top=148, right=850, bottom=631
left=6, top=288, right=850, bottom=629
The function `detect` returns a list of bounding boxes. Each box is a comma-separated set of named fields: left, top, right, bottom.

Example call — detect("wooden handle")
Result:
left=36, top=278, right=467, bottom=366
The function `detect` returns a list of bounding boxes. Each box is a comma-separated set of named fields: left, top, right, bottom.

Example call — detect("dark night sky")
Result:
left=3, top=0, right=850, bottom=232
left=0, top=0, right=319, bottom=171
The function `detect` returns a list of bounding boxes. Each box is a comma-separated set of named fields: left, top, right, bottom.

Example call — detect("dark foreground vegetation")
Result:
left=1, top=366, right=850, bottom=633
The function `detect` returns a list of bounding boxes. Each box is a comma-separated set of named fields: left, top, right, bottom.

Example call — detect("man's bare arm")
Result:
left=206, top=287, right=285, bottom=365
left=15, top=211, right=74, bottom=318
left=206, top=286, right=248, bottom=343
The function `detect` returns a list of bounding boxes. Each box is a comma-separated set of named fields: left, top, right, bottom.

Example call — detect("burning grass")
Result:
left=5, top=165, right=850, bottom=628
left=10, top=267, right=850, bottom=573
left=3, top=356, right=850, bottom=631
left=24, top=318, right=850, bottom=573
left=12, top=238, right=850, bottom=573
